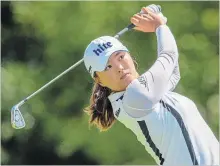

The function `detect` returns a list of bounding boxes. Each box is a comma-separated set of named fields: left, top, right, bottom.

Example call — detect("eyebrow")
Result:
left=115, top=51, right=122, bottom=57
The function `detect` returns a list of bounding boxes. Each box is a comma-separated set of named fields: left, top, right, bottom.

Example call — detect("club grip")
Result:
left=126, top=5, right=162, bottom=30
left=127, top=23, right=136, bottom=30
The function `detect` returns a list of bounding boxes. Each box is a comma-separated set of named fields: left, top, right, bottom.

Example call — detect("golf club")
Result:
left=10, top=23, right=137, bottom=129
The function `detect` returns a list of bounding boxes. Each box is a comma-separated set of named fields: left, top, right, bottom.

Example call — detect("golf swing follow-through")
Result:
left=11, top=4, right=219, bottom=166
left=11, top=4, right=163, bottom=129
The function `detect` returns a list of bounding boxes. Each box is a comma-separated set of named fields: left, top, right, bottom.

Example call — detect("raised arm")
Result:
left=124, top=9, right=179, bottom=112
left=156, top=23, right=180, bottom=91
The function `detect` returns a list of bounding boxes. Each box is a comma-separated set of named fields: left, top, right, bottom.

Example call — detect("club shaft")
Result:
left=16, top=24, right=135, bottom=108
left=18, top=59, right=84, bottom=107
left=114, top=23, right=135, bottom=39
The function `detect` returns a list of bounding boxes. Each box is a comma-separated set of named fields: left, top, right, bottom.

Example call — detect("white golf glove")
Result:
left=141, top=4, right=167, bottom=24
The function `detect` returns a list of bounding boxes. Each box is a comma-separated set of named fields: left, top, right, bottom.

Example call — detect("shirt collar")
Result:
left=108, top=91, right=125, bottom=103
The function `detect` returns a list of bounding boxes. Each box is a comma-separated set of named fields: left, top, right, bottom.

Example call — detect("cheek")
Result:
left=125, top=57, right=136, bottom=70
left=109, top=71, right=119, bottom=81
left=101, top=71, right=119, bottom=85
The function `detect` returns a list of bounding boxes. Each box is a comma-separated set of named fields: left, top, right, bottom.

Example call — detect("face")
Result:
left=95, top=51, right=139, bottom=92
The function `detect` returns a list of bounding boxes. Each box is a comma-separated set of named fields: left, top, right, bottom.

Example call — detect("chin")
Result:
left=123, top=75, right=135, bottom=88
left=114, top=75, right=136, bottom=92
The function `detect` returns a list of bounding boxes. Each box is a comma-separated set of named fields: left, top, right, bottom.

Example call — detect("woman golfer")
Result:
left=83, top=6, right=219, bottom=166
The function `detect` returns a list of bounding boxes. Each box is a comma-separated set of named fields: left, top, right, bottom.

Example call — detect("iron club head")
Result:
left=11, top=105, right=26, bottom=129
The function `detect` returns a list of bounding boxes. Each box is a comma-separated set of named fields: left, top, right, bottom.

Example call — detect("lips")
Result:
left=120, top=73, right=130, bottom=80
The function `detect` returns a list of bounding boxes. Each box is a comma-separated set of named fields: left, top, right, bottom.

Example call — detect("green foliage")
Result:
left=1, top=1, right=219, bottom=165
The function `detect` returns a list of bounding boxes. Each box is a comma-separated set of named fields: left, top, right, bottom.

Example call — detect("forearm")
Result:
left=156, top=24, right=178, bottom=56
left=156, top=24, right=180, bottom=91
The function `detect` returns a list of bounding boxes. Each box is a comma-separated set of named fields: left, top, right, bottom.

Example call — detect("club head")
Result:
left=11, top=105, right=25, bottom=129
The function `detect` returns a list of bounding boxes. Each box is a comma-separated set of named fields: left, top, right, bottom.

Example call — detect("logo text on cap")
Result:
left=93, top=42, right=113, bottom=56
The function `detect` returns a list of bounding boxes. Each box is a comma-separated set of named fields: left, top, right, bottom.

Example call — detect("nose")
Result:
left=116, top=63, right=124, bottom=73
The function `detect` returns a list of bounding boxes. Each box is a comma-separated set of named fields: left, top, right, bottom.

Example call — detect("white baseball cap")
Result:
left=83, top=36, right=129, bottom=77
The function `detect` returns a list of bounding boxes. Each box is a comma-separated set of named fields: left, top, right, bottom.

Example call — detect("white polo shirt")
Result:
left=108, top=25, right=219, bottom=165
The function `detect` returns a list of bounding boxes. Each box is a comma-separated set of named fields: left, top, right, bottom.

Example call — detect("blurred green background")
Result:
left=1, top=1, right=219, bottom=165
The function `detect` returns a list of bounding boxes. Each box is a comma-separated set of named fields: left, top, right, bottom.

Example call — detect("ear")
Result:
left=94, top=76, right=105, bottom=87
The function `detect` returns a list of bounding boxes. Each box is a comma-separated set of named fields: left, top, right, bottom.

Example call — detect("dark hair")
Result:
left=84, top=81, right=115, bottom=132
left=84, top=55, right=138, bottom=132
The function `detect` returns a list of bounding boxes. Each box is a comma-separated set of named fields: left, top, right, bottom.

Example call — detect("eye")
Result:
left=105, top=65, right=112, bottom=71
left=119, top=54, right=125, bottom=60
